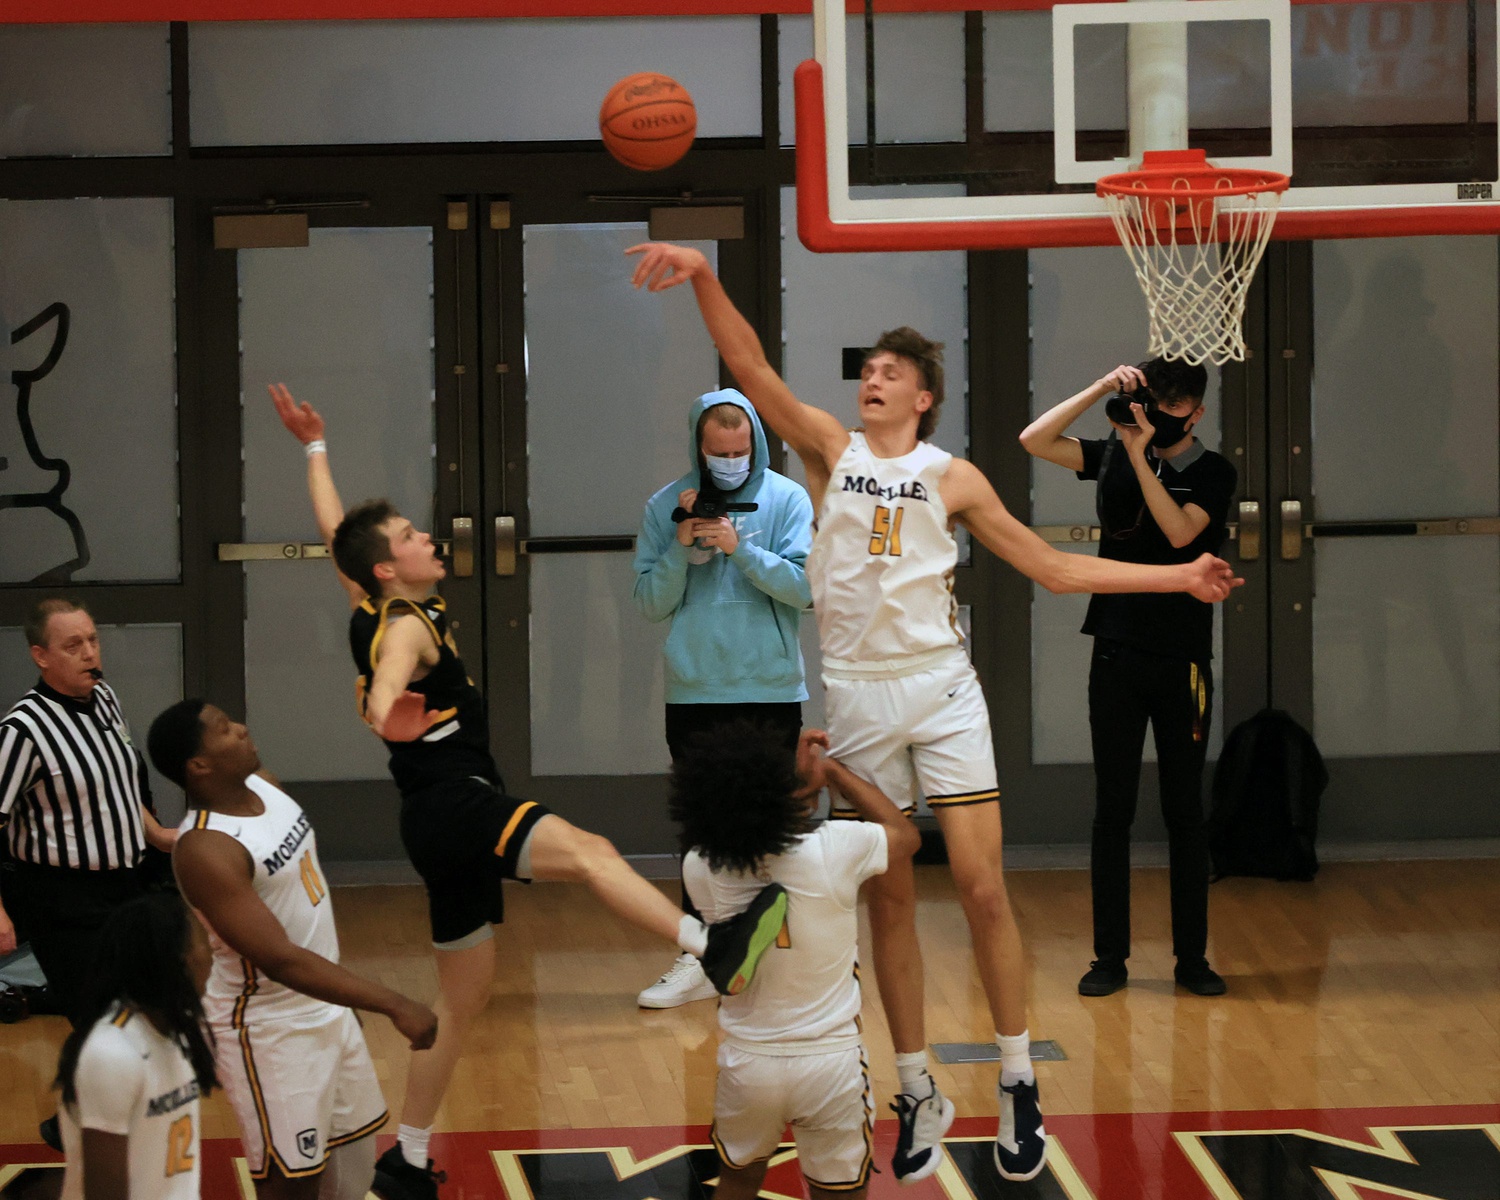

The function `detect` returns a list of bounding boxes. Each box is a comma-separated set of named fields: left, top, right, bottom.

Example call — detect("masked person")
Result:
left=632, top=389, right=814, bottom=1009
left=1021, top=359, right=1238, bottom=999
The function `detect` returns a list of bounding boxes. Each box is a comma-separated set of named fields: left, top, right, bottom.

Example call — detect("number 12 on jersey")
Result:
left=869, top=505, right=905, bottom=556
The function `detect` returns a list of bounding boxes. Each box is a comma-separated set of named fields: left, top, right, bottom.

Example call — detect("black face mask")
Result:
left=1149, top=409, right=1196, bottom=449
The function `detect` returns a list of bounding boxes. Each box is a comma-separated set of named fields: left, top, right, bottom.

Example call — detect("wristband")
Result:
left=305, top=439, right=327, bottom=457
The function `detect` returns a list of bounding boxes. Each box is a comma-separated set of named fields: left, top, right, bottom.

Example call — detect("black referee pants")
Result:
left=1087, top=640, right=1212, bottom=967
left=6, top=861, right=146, bottom=1027
left=664, top=701, right=802, bottom=923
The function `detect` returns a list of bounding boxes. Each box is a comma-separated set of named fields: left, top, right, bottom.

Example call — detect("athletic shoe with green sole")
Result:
left=700, top=882, right=788, bottom=996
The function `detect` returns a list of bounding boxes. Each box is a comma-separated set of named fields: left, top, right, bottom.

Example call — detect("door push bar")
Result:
left=493, top=515, right=637, bottom=576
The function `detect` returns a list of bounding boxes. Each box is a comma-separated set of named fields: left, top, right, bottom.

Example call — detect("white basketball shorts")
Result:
left=712, top=1042, right=873, bottom=1192
left=823, top=648, right=1000, bottom=814
left=215, top=1008, right=387, bottom=1180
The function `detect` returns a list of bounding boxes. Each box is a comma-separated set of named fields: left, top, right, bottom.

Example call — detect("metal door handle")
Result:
left=1280, top=498, right=1304, bottom=560
left=495, top=515, right=517, bottom=577
left=451, top=516, right=474, bottom=578
left=1237, top=500, right=1261, bottom=561
left=218, top=540, right=451, bottom=562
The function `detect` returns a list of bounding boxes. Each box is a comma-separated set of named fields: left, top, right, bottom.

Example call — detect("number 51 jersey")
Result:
left=807, top=432, right=962, bottom=669
left=182, top=774, right=341, bottom=1030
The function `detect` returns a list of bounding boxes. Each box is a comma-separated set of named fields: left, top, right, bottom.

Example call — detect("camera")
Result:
left=671, top=483, right=758, bottom=523
left=1104, top=388, right=1160, bottom=428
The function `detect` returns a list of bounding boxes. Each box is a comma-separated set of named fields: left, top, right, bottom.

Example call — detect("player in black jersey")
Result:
left=271, top=385, right=788, bottom=1200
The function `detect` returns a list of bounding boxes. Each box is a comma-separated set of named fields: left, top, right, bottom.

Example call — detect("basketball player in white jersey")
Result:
left=147, top=699, right=439, bottom=1200
left=628, top=242, right=1241, bottom=1184
left=55, top=890, right=216, bottom=1200
left=675, top=721, right=918, bottom=1200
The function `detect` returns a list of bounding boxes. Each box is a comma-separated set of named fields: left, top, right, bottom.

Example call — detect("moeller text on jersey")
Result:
left=840, top=475, right=930, bottom=503
left=261, top=812, right=312, bottom=876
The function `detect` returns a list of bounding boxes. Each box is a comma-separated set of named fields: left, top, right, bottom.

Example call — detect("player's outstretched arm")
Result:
left=946, top=459, right=1243, bottom=601
left=823, top=758, right=921, bottom=862
left=626, top=243, right=847, bottom=471
left=269, top=383, right=364, bottom=608
left=174, top=830, right=438, bottom=1049
left=1019, top=364, right=1145, bottom=472
left=363, top=616, right=444, bottom=742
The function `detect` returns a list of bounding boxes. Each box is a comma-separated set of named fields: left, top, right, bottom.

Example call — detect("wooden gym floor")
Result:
left=2, top=858, right=1498, bottom=1198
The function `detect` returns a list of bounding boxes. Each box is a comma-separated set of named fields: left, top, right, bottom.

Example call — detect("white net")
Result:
left=1101, top=180, right=1284, bottom=365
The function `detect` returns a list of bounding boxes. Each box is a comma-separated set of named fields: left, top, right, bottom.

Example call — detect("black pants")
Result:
left=1088, top=640, right=1212, bottom=966
left=5, top=861, right=147, bottom=1027
left=664, top=701, right=802, bottom=922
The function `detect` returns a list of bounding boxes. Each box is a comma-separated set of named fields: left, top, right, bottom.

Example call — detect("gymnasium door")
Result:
left=206, top=195, right=483, bottom=865
left=1224, top=239, right=1500, bottom=840
left=1012, top=237, right=1499, bottom=847
left=479, top=199, right=771, bottom=857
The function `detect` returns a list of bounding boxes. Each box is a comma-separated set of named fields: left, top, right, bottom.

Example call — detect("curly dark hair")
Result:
left=668, top=720, right=817, bottom=875
left=55, top=891, right=217, bottom=1107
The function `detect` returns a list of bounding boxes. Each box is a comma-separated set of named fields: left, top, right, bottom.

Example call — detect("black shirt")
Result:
left=349, top=595, right=500, bottom=797
left=1076, top=435, right=1237, bottom=663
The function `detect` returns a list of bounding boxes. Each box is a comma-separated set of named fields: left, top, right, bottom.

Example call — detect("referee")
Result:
left=0, top=598, right=177, bottom=1148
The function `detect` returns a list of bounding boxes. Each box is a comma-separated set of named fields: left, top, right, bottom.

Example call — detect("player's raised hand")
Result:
left=390, top=997, right=439, bottom=1050
left=269, top=383, right=325, bottom=445
left=377, top=691, right=443, bottom=743
left=626, top=243, right=708, bottom=292
left=1184, top=553, right=1244, bottom=603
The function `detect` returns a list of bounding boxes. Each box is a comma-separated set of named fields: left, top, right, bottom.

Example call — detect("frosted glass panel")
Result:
left=985, top=3, right=1497, bottom=133
left=0, top=198, right=178, bottom=583
left=780, top=186, right=969, bottom=464
left=1313, top=539, right=1500, bottom=757
left=530, top=554, right=669, bottom=776
left=523, top=224, right=718, bottom=539
left=191, top=18, right=760, bottom=146
left=241, top=228, right=436, bottom=540
left=243, top=568, right=389, bottom=781
left=239, top=226, right=436, bottom=780
left=780, top=14, right=965, bottom=146
left=1029, top=246, right=1225, bottom=765
left=0, top=24, right=171, bottom=158
left=1311, top=238, right=1499, bottom=522
left=0, top=624, right=184, bottom=822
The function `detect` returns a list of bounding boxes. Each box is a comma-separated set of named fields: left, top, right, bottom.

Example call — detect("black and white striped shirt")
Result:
left=0, top=679, right=149, bottom=870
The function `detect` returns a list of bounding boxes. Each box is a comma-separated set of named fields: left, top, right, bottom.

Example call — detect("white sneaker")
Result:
left=637, top=953, right=718, bottom=1009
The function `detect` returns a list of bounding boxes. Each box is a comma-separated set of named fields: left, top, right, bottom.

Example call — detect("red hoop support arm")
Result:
left=793, top=59, right=1500, bottom=252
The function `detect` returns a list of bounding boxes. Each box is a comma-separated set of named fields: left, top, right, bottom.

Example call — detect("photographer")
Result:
left=632, top=388, right=813, bottom=1009
left=1021, top=359, right=1236, bottom=998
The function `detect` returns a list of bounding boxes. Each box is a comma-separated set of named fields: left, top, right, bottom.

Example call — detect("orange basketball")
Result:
left=599, top=72, right=697, bottom=172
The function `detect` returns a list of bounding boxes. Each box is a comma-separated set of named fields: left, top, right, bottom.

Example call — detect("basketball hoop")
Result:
left=1097, top=149, right=1290, bottom=366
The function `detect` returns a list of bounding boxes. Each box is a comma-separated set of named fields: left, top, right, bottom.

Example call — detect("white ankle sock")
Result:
left=397, top=1124, right=432, bottom=1168
left=677, top=915, right=708, bottom=958
left=996, top=1031, right=1034, bottom=1086
left=894, top=1050, right=933, bottom=1098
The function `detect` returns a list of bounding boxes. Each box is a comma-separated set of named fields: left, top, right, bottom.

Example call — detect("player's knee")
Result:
left=957, top=871, right=1011, bottom=925
left=865, top=882, right=917, bottom=927
left=555, top=827, right=622, bottom=885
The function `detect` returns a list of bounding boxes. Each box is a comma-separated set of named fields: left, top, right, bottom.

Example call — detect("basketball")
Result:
left=599, top=72, right=697, bottom=172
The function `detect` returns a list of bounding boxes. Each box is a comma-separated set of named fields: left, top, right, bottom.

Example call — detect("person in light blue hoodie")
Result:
left=632, top=388, right=814, bottom=1009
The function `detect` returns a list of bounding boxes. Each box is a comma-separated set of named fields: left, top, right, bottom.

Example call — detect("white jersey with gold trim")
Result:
left=181, top=774, right=341, bottom=1030
left=807, top=433, right=962, bottom=670
left=60, top=1003, right=202, bottom=1200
